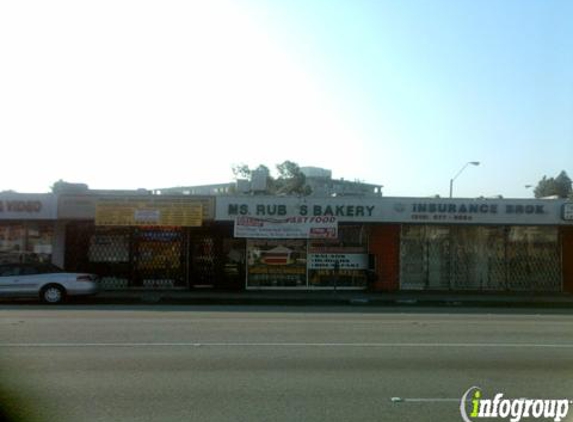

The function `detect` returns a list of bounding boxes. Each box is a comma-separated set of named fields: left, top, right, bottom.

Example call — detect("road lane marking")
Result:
left=2, top=342, right=573, bottom=348
left=391, top=397, right=463, bottom=403
left=3, top=318, right=572, bottom=325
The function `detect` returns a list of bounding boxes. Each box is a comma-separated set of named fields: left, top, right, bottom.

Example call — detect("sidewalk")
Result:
left=91, top=289, right=573, bottom=307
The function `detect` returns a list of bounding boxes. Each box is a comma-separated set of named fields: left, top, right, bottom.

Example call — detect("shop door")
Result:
left=426, top=228, right=451, bottom=289
left=188, top=234, right=217, bottom=288
left=400, top=226, right=429, bottom=290
left=220, top=238, right=246, bottom=290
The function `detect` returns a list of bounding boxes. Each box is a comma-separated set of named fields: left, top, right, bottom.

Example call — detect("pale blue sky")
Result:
left=0, top=0, right=571, bottom=198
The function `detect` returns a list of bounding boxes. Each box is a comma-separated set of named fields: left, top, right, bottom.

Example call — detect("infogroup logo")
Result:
left=460, top=387, right=571, bottom=422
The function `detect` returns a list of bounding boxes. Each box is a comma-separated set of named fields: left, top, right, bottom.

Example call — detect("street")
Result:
left=1, top=305, right=573, bottom=422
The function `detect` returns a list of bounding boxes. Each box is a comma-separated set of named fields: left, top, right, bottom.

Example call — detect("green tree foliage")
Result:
left=275, top=160, right=309, bottom=195
left=231, top=164, right=251, bottom=180
left=534, top=171, right=572, bottom=199
left=231, top=161, right=312, bottom=195
left=555, top=171, right=573, bottom=198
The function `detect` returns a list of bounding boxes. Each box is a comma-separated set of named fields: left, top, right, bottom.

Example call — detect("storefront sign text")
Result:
left=0, top=200, right=43, bottom=213
left=309, top=254, right=368, bottom=270
left=411, top=203, right=545, bottom=215
left=235, top=216, right=338, bottom=239
left=228, top=203, right=375, bottom=217
left=96, top=200, right=203, bottom=227
left=217, top=196, right=570, bottom=226
left=409, top=202, right=548, bottom=223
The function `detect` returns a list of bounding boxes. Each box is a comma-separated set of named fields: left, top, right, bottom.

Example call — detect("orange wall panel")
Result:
left=369, top=225, right=401, bottom=291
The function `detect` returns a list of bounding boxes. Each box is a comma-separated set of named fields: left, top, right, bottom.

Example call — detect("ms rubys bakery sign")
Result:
left=225, top=202, right=376, bottom=218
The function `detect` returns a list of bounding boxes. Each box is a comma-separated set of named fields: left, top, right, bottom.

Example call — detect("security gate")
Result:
left=65, top=223, right=239, bottom=289
left=400, top=225, right=561, bottom=292
left=133, top=228, right=185, bottom=288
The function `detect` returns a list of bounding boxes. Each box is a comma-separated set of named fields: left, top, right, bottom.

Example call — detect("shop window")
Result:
left=506, top=227, right=560, bottom=291
left=26, top=223, right=54, bottom=262
left=399, top=225, right=561, bottom=292
left=0, top=223, right=53, bottom=264
left=0, top=224, right=26, bottom=262
left=89, top=233, right=130, bottom=263
left=246, top=239, right=307, bottom=288
left=307, top=225, right=369, bottom=288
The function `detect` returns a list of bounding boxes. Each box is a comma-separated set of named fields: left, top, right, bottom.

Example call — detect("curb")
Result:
left=82, top=293, right=573, bottom=308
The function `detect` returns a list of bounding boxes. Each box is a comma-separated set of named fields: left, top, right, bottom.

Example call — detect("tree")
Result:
left=231, top=164, right=251, bottom=180
left=231, top=161, right=312, bottom=196
left=554, top=171, right=572, bottom=198
left=274, top=160, right=310, bottom=195
left=534, top=171, right=572, bottom=199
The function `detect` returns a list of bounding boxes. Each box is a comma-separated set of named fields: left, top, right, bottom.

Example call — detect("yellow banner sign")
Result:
left=95, top=199, right=203, bottom=227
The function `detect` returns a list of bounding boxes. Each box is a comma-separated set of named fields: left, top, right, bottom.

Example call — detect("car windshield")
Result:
left=35, top=263, right=64, bottom=273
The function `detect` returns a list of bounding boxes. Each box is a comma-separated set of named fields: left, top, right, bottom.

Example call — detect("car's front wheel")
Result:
left=40, top=284, right=66, bottom=304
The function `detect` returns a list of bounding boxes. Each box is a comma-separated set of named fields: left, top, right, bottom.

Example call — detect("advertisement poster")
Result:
left=308, top=254, right=369, bottom=270
left=246, top=239, right=307, bottom=288
left=307, top=234, right=368, bottom=288
left=95, top=199, right=203, bottom=227
left=235, top=216, right=337, bottom=239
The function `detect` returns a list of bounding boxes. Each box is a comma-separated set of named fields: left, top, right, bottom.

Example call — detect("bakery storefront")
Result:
left=217, top=197, right=377, bottom=290
left=0, top=194, right=57, bottom=264
left=217, top=196, right=573, bottom=293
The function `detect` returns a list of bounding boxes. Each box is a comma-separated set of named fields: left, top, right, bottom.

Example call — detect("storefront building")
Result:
left=3, top=191, right=568, bottom=294
left=216, top=196, right=573, bottom=293
left=58, top=193, right=244, bottom=290
left=0, top=193, right=58, bottom=265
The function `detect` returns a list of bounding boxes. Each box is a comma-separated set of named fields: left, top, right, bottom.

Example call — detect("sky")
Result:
left=0, top=0, right=571, bottom=198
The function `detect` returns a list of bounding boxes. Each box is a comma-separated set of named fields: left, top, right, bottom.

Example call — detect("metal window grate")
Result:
left=400, top=225, right=562, bottom=292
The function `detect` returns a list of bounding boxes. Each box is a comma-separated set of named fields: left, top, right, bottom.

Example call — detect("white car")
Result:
left=0, top=263, right=98, bottom=304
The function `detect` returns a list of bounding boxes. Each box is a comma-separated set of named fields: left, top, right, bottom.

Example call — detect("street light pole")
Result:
left=525, top=184, right=534, bottom=198
left=449, top=161, right=480, bottom=198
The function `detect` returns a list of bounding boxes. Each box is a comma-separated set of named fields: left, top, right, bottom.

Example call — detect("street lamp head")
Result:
left=450, top=161, right=481, bottom=198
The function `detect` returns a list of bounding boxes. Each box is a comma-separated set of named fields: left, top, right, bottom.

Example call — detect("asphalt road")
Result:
left=0, top=305, right=572, bottom=422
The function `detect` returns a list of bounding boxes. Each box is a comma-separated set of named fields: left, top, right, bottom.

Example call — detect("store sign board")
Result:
left=0, top=194, right=56, bottom=220
left=234, top=216, right=337, bottom=239
left=95, top=199, right=203, bottom=227
left=308, top=254, right=368, bottom=270
left=217, top=196, right=573, bottom=225
left=59, top=195, right=215, bottom=220
left=224, top=201, right=376, bottom=219
left=134, top=209, right=161, bottom=224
